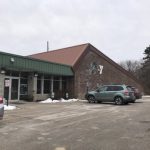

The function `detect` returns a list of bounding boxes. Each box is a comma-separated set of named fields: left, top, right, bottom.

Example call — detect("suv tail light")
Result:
left=0, top=96, right=3, bottom=104
left=124, top=91, right=129, bottom=96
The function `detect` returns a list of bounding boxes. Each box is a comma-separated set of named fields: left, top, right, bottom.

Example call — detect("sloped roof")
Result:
left=29, top=43, right=141, bottom=84
left=29, top=43, right=89, bottom=67
left=0, top=51, right=73, bottom=76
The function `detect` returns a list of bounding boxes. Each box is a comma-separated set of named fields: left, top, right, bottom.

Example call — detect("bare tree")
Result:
left=119, top=46, right=150, bottom=94
left=119, top=60, right=143, bottom=79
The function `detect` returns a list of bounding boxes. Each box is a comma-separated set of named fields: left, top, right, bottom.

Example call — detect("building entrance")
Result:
left=4, top=77, right=20, bottom=100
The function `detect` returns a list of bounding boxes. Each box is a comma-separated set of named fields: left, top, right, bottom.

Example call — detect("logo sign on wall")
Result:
left=89, top=62, right=104, bottom=75
left=98, top=65, right=104, bottom=75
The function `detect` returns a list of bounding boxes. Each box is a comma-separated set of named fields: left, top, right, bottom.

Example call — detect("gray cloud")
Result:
left=0, top=0, right=150, bottom=62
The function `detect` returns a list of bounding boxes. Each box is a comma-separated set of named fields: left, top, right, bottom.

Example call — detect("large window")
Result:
left=37, top=75, right=52, bottom=94
left=44, top=76, right=51, bottom=94
left=36, top=75, right=68, bottom=96
left=62, top=81, right=67, bottom=91
left=53, top=80, right=59, bottom=92
left=20, top=78, right=28, bottom=95
left=37, top=76, right=42, bottom=94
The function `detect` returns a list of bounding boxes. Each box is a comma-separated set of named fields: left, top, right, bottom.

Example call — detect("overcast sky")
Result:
left=0, top=0, right=150, bottom=62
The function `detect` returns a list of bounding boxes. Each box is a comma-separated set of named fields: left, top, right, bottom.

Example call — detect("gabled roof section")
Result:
left=29, top=43, right=89, bottom=67
left=29, top=43, right=141, bottom=84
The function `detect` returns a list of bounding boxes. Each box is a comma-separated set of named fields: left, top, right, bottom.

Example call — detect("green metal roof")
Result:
left=0, top=51, right=74, bottom=76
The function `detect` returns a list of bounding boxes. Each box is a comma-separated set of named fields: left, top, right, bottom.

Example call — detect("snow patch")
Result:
left=4, top=105, right=16, bottom=110
left=143, top=95, right=150, bottom=98
left=39, top=98, right=60, bottom=103
left=39, top=98, right=78, bottom=103
left=60, top=98, right=78, bottom=102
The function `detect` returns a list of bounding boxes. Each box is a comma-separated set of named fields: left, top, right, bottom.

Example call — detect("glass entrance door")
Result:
left=11, top=79, right=19, bottom=100
left=4, top=77, right=20, bottom=100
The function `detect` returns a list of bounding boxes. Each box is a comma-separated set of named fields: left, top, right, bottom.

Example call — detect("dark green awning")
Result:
left=0, top=51, right=73, bottom=76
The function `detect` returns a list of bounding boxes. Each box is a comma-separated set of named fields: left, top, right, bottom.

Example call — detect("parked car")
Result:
left=127, top=86, right=142, bottom=100
left=0, top=96, right=4, bottom=120
left=85, top=85, right=136, bottom=105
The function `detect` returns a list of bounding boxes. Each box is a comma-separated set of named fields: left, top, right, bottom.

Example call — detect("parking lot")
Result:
left=0, top=97, right=150, bottom=150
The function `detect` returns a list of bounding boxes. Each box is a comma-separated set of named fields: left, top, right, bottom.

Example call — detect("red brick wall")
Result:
left=74, top=48, right=143, bottom=99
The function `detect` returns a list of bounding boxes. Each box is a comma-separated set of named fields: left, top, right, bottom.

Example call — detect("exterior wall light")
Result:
left=34, top=73, right=38, bottom=77
left=10, top=57, right=15, bottom=63
left=1, top=70, right=6, bottom=74
left=0, top=67, right=6, bottom=74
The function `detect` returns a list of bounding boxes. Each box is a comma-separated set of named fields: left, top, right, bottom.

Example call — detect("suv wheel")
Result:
left=114, top=97, right=123, bottom=105
left=88, top=96, right=96, bottom=103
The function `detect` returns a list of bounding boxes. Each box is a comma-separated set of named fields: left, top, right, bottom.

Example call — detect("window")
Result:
left=99, top=86, right=107, bottom=91
left=53, top=80, right=59, bottom=92
left=44, top=80, right=51, bottom=94
left=62, top=81, right=67, bottom=91
left=114, top=86, right=124, bottom=91
left=37, top=77, right=42, bottom=94
left=106, top=86, right=114, bottom=91
left=54, top=76, right=60, bottom=81
left=20, top=78, right=28, bottom=95
left=119, top=86, right=124, bottom=91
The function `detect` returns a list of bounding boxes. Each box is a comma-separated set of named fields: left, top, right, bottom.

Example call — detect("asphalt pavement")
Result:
left=0, top=97, right=150, bottom=150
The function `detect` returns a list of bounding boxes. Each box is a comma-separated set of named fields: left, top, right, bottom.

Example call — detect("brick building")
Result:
left=0, top=43, right=143, bottom=101
left=30, top=43, right=143, bottom=99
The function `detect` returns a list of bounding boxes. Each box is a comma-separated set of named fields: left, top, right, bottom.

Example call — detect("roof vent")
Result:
left=47, top=41, right=49, bottom=52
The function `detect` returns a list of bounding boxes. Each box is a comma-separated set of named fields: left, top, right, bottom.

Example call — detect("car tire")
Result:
left=114, top=97, right=123, bottom=105
left=88, top=95, right=96, bottom=103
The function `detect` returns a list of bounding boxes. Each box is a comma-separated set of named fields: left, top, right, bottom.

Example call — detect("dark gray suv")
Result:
left=85, top=85, right=135, bottom=105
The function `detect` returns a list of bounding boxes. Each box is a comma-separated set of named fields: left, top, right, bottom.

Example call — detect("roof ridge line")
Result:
left=72, top=43, right=90, bottom=66
left=29, top=43, right=90, bottom=56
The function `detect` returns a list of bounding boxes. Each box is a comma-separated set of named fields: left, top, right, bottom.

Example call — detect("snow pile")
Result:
left=60, top=98, right=78, bottom=102
left=143, top=95, right=150, bottom=97
left=40, top=98, right=78, bottom=103
left=39, top=98, right=60, bottom=103
left=4, top=105, right=16, bottom=110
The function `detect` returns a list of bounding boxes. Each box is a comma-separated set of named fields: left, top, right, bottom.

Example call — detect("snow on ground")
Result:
left=60, top=98, right=78, bottom=102
left=39, top=98, right=78, bottom=103
left=143, top=95, right=150, bottom=98
left=4, top=105, right=16, bottom=110
left=39, top=98, right=59, bottom=103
